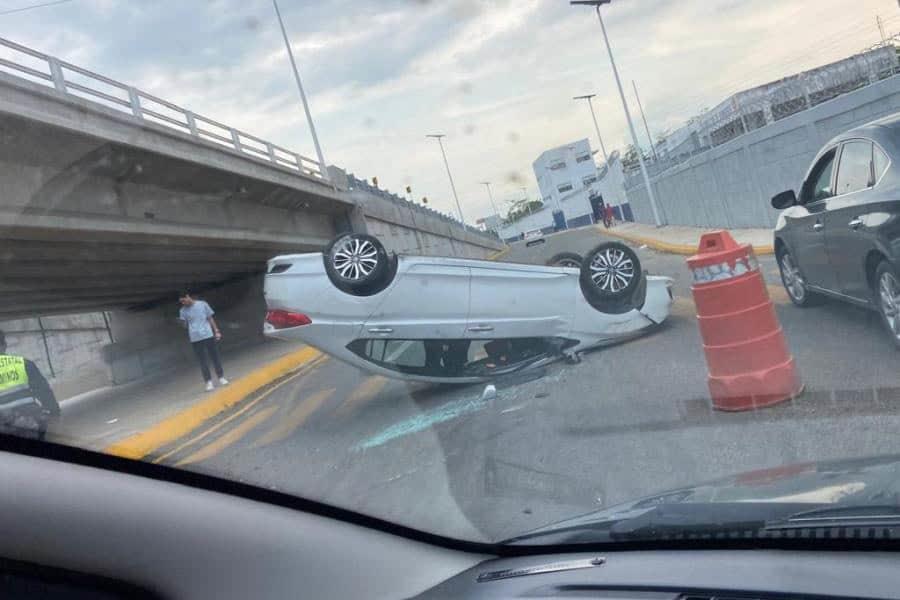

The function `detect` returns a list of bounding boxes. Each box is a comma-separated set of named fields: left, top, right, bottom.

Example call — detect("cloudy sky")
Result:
left=0, top=0, right=896, bottom=221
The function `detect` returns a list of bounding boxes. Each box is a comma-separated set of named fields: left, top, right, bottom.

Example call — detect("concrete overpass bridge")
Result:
left=0, top=36, right=503, bottom=388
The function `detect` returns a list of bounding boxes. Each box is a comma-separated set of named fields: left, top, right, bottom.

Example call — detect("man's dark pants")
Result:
left=191, top=337, right=223, bottom=382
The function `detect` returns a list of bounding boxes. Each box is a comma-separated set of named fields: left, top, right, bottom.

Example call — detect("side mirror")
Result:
left=771, top=190, right=797, bottom=210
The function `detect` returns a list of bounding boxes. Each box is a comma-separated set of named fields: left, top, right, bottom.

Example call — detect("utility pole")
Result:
left=479, top=181, right=502, bottom=228
left=272, top=0, right=329, bottom=182
left=426, top=134, right=465, bottom=225
left=632, top=80, right=658, bottom=162
left=878, top=15, right=888, bottom=47
left=571, top=0, right=663, bottom=226
left=573, top=94, right=609, bottom=163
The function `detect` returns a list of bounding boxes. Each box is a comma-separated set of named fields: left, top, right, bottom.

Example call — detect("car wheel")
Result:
left=777, top=248, right=822, bottom=307
left=323, top=233, right=394, bottom=296
left=579, top=242, right=643, bottom=314
left=875, top=261, right=900, bottom=349
left=547, top=252, right=583, bottom=268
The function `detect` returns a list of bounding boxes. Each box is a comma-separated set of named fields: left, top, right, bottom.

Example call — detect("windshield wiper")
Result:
left=764, top=504, right=900, bottom=531
left=504, top=502, right=818, bottom=546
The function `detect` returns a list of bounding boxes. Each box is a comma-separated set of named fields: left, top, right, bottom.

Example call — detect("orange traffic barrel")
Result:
left=686, top=231, right=802, bottom=411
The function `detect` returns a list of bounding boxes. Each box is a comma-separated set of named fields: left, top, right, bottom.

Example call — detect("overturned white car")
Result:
left=264, top=233, right=672, bottom=383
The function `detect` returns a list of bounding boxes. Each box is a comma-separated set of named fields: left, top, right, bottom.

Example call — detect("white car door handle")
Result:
left=848, top=218, right=862, bottom=229
left=813, top=222, right=824, bottom=231
left=367, top=327, right=393, bottom=333
left=468, top=325, right=494, bottom=332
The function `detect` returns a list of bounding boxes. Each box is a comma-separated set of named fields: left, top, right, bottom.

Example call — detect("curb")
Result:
left=104, top=345, right=322, bottom=460
left=599, top=227, right=775, bottom=256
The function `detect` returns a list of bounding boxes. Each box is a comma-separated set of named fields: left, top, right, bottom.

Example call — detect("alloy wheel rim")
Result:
left=589, top=248, right=634, bottom=293
left=780, top=254, right=806, bottom=302
left=879, top=272, right=900, bottom=339
left=332, top=238, right=378, bottom=281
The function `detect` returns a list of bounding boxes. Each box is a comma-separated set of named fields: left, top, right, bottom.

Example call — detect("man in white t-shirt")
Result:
left=178, top=291, right=229, bottom=391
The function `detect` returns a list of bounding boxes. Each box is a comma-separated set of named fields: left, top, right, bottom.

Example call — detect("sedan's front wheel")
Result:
left=778, top=249, right=822, bottom=307
left=579, top=242, right=644, bottom=314
left=875, top=261, right=900, bottom=349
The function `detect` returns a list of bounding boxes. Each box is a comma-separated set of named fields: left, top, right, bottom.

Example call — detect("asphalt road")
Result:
left=151, top=226, right=900, bottom=544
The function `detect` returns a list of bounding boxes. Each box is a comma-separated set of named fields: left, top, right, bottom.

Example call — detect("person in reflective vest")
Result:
left=0, top=329, right=59, bottom=439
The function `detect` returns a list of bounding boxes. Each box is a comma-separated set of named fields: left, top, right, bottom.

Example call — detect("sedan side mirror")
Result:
left=771, top=190, right=797, bottom=210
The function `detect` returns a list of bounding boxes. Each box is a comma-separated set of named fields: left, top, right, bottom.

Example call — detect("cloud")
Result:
left=0, top=0, right=894, bottom=222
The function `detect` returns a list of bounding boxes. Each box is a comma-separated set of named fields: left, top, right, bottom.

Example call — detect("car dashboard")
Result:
left=414, top=549, right=900, bottom=599
left=0, top=440, right=897, bottom=600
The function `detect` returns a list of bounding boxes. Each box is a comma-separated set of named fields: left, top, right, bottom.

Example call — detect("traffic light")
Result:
left=406, top=185, right=412, bottom=194
left=422, top=197, right=428, bottom=204
left=372, top=176, right=379, bottom=187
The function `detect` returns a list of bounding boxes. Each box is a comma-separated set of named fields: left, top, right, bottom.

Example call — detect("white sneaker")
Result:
left=205, top=381, right=214, bottom=392
left=219, top=377, right=229, bottom=386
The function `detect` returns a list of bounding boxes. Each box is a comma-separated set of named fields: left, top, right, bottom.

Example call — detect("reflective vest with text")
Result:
left=0, top=355, right=30, bottom=402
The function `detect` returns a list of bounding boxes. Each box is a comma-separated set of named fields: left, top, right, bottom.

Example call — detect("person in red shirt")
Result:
left=604, top=204, right=616, bottom=228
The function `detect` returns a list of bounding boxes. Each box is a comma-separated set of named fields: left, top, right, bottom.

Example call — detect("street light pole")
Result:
left=573, top=93, right=609, bottom=163
left=479, top=181, right=501, bottom=226
left=426, top=134, right=466, bottom=225
left=273, top=0, right=329, bottom=182
left=632, top=80, right=658, bottom=161
left=571, top=0, right=663, bottom=226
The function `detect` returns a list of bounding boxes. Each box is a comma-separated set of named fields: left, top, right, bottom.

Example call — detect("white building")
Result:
left=533, top=138, right=600, bottom=215
left=498, top=142, right=632, bottom=241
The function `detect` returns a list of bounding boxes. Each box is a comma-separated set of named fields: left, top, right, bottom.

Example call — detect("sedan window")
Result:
left=834, top=140, right=874, bottom=195
left=348, top=338, right=556, bottom=377
left=801, top=149, right=836, bottom=204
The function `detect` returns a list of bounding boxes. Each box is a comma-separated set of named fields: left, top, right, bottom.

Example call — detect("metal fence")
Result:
left=637, top=47, right=900, bottom=184
left=0, top=36, right=325, bottom=180
left=623, top=73, right=900, bottom=229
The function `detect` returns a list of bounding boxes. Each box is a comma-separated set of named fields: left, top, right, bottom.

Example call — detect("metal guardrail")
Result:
left=0, top=37, right=325, bottom=181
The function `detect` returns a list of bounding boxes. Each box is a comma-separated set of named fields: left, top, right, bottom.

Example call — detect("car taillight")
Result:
left=265, top=310, right=312, bottom=329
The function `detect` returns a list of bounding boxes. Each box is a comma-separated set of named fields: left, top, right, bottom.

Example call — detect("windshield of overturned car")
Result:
left=4, top=0, right=900, bottom=545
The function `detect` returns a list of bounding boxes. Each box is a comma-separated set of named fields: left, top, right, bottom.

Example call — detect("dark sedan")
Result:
left=772, top=114, right=900, bottom=347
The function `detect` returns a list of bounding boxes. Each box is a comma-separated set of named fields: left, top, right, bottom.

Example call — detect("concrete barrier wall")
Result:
left=329, top=167, right=505, bottom=258
left=625, top=75, right=900, bottom=228
left=1, top=313, right=112, bottom=399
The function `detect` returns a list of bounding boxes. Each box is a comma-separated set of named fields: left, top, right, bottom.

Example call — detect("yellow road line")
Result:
left=151, top=357, right=328, bottom=464
left=253, top=387, right=335, bottom=448
left=766, top=284, right=791, bottom=305
left=335, top=375, right=388, bottom=417
left=104, top=346, right=322, bottom=460
left=599, top=226, right=775, bottom=256
left=489, top=246, right=511, bottom=261
left=175, top=405, right=278, bottom=467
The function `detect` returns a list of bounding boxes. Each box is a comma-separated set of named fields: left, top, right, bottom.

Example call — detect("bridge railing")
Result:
left=0, top=37, right=325, bottom=180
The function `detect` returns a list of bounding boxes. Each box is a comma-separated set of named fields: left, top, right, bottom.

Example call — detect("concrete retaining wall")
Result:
left=329, top=167, right=505, bottom=258
left=625, top=75, right=900, bottom=228
left=1, top=313, right=112, bottom=399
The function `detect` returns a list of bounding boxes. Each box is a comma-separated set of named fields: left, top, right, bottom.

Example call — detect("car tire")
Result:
left=323, top=233, right=395, bottom=296
left=874, top=261, right=900, bottom=350
left=579, top=242, right=643, bottom=314
left=777, top=247, right=823, bottom=307
left=547, top=252, right=583, bottom=268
